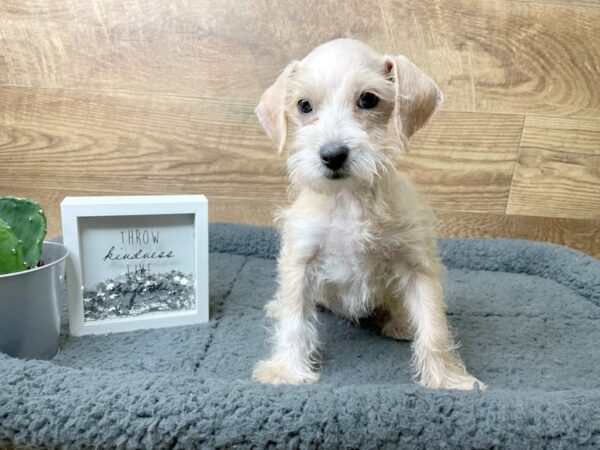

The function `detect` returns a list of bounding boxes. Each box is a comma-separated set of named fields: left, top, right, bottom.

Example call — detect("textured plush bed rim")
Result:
left=1, top=223, right=600, bottom=449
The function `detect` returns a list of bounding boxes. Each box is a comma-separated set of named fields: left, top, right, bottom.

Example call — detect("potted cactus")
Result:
left=0, top=196, right=69, bottom=360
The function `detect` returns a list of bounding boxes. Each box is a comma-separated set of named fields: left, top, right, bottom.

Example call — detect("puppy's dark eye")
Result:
left=297, top=99, right=313, bottom=114
left=357, top=91, right=379, bottom=109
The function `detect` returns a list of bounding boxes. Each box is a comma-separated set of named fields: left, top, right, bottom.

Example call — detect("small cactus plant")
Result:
left=0, top=196, right=47, bottom=275
left=0, top=217, right=27, bottom=275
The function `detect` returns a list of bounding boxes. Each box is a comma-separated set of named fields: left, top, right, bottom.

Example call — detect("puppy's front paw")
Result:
left=252, top=358, right=320, bottom=385
left=421, top=372, right=486, bottom=391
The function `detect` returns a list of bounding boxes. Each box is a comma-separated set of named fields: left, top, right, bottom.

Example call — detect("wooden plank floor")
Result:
left=1, top=0, right=599, bottom=257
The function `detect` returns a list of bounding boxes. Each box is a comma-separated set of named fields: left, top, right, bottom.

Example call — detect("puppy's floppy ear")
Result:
left=255, top=61, right=297, bottom=154
left=385, top=55, right=443, bottom=141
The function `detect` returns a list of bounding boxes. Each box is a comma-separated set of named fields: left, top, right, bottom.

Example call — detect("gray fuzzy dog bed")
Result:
left=1, top=223, right=600, bottom=449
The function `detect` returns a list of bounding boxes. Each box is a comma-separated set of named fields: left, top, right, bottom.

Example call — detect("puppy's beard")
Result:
left=287, top=142, right=396, bottom=194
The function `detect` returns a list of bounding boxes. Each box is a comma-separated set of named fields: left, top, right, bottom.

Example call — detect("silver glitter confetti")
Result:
left=83, top=269, right=195, bottom=321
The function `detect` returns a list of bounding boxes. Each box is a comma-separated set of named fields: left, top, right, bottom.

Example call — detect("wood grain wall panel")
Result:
left=514, top=0, right=600, bottom=7
left=406, top=111, right=523, bottom=213
left=0, top=87, right=523, bottom=214
left=1, top=0, right=598, bottom=118
left=0, top=87, right=287, bottom=200
left=436, top=211, right=600, bottom=258
left=1, top=0, right=599, bottom=257
left=507, top=116, right=600, bottom=219
left=379, top=0, right=600, bottom=118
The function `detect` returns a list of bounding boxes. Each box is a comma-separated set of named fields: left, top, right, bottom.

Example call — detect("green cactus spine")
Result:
left=0, top=196, right=47, bottom=270
left=0, top=217, right=27, bottom=275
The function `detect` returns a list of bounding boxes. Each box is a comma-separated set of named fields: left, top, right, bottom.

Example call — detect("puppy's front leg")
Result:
left=402, top=262, right=484, bottom=390
left=253, top=238, right=320, bottom=385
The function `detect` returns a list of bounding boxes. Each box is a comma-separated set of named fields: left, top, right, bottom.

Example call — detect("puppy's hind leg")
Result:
left=252, top=250, right=320, bottom=385
left=399, top=261, right=484, bottom=390
left=377, top=293, right=414, bottom=341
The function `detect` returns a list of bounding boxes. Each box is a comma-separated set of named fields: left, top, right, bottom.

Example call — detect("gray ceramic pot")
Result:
left=0, top=241, right=69, bottom=360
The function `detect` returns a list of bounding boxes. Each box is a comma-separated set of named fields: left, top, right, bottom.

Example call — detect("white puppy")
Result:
left=252, top=39, right=482, bottom=390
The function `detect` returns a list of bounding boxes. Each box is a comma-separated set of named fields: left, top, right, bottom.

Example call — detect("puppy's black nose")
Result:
left=319, top=143, right=349, bottom=171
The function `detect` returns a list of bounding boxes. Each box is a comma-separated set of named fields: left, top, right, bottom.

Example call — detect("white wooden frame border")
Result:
left=61, top=195, right=208, bottom=336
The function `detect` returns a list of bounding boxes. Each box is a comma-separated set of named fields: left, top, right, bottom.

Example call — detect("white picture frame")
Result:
left=61, top=195, right=208, bottom=336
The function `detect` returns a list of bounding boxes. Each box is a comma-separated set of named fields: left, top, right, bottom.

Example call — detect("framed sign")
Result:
left=61, top=195, right=208, bottom=336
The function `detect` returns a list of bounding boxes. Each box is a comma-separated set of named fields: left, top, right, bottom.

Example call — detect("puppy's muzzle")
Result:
left=320, top=143, right=349, bottom=178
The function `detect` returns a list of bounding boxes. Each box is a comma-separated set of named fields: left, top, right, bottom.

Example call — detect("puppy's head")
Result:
left=256, top=39, right=442, bottom=192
